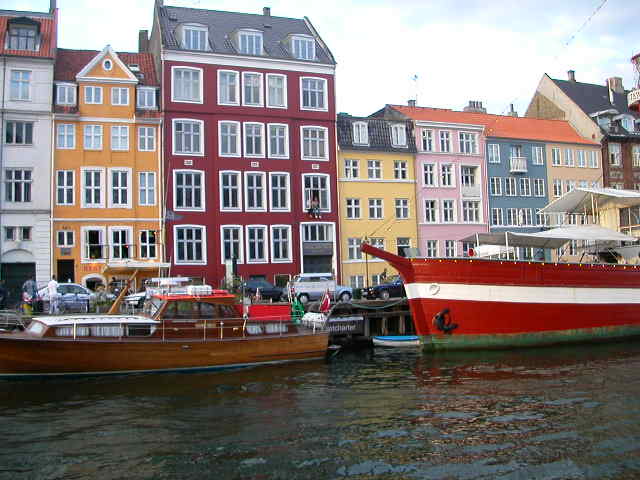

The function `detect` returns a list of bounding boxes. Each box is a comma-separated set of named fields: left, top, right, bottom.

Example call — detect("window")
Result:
left=174, top=170, right=204, bottom=210
left=491, top=208, right=503, bottom=226
left=441, top=199, right=455, bottom=223
left=242, top=72, right=263, bottom=106
left=488, top=144, right=500, bottom=163
left=138, top=127, right=155, bottom=152
left=218, top=70, right=239, bottom=105
left=303, top=174, right=329, bottom=211
left=266, top=74, right=286, bottom=108
left=220, top=171, right=241, bottom=211
left=301, top=77, right=327, bottom=110
left=461, top=166, right=476, bottom=186
left=564, top=149, right=574, bottom=167
left=421, top=130, right=434, bottom=151
left=368, top=198, right=383, bottom=219
left=533, top=178, right=545, bottom=197
left=395, top=198, right=409, bottom=219
left=85, top=86, right=102, bottom=104
left=425, top=240, right=437, bottom=258
left=423, top=163, right=436, bottom=186
left=344, top=159, right=359, bottom=179
left=271, top=225, right=291, bottom=262
left=394, top=160, right=408, bottom=180
left=424, top=200, right=437, bottom=223
left=291, top=35, right=315, bottom=60
left=441, top=164, right=454, bottom=187
left=139, top=172, right=155, bottom=206
left=10, top=70, right=30, bottom=100
left=269, top=173, right=289, bottom=211
left=183, top=26, right=208, bottom=50
left=348, top=238, right=362, bottom=260
left=8, top=25, right=37, bottom=51
left=172, top=67, right=202, bottom=103
left=245, top=172, right=266, bottom=211
left=346, top=198, right=360, bottom=219
left=566, top=180, right=576, bottom=193
left=301, top=126, right=327, bottom=160
left=633, top=146, right=640, bottom=168
left=140, top=230, right=157, bottom=259
left=110, top=169, right=130, bottom=208
left=56, top=124, right=75, bottom=149
left=536, top=213, right=547, bottom=227
left=609, top=143, right=621, bottom=166
left=576, top=150, right=586, bottom=168
left=173, top=119, right=203, bottom=155
left=552, top=147, right=561, bottom=166
left=175, top=226, right=205, bottom=264
left=439, top=131, right=451, bottom=152
left=5, top=121, right=33, bottom=145
left=110, top=227, right=131, bottom=260
left=519, top=178, right=531, bottom=196
left=5, top=169, right=31, bottom=202
left=244, top=123, right=264, bottom=157
left=246, top=226, right=267, bottom=263
left=56, top=84, right=76, bottom=105
left=137, top=88, right=156, bottom=108
left=367, top=160, right=381, bottom=179
left=397, top=237, right=411, bottom=257
left=56, top=170, right=74, bottom=205
left=506, top=208, right=518, bottom=226
left=82, top=169, right=103, bottom=207
left=219, top=121, right=240, bottom=157
left=302, top=224, right=331, bottom=242
left=391, top=124, right=407, bottom=147
left=57, top=230, right=74, bottom=247
left=353, top=122, right=369, bottom=145
left=111, top=87, right=129, bottom=106
left=103, top=59, right=112, bottom=71
left=444, top=240, right=456, bottom=257
left=589, top=151, right=599, bottom=168
left=462, top=201, right=480, bottom=223
left=110, top=126, right=129, bottom=151
left=84, top=125, right=103, bottom=150
left=83, top=227, right=105, bottom=260
left=459, top=132, right=477, bottom=154
left=521, top=208, right=533, bottom=226
left=553, top=179, right=562, bottom=197
left=350, top=276, right=364, bottom=288
left=489, top=177, right=502, bottom=196
left=238, top=30, right=263, bottom=55
left=221, top=226, right=242, bottom=263
left=533, top=146, right=544, bottom=165
left=504, top=177, right=516, bottom=196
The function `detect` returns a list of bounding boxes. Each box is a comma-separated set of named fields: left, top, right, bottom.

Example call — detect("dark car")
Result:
left=241, top=279, right=284, bottom=302
left=363, top=276, right=405, bottom=300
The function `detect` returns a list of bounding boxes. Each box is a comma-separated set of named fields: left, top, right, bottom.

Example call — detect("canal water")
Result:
left=2, top=341, right=640, bottom=480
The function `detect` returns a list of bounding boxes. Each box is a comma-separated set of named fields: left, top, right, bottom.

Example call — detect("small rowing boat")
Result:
left=372, top=335, right=420, bottom=347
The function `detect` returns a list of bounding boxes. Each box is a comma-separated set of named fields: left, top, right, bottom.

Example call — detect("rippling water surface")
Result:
left=2, top=341, right=640, bottom=479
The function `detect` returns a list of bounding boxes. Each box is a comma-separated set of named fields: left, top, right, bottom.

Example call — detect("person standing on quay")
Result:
left=47, top=275, right=59, bottom=315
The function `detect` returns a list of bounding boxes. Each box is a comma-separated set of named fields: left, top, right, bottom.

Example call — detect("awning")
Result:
left=460, top=232, right=569, bottom=249
left=102, top=261, right=171, bottom=275
left=540, top=187, right=640, bottom=214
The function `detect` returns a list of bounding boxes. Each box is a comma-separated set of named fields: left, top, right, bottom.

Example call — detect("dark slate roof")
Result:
left=337, top=114, right=417, bottom=153
left=157, top=5, right=335, bottom=65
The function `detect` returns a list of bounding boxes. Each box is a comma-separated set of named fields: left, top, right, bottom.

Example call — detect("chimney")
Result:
left=49, top=0, right=56, bottom=12
left=263, top=7, right=271, bottom=16
left=138, top=30, right=149, bottom=53
left=463, top=100, right=486, bottom=113
left=508, top=103, right=518, bottom=117
left=408, top=99, right=416, bottom=108
left=607, top=77, right=624, bottom=95
left=567, top=70, right=576, bottom=82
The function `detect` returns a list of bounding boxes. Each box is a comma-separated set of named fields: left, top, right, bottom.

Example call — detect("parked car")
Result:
left=363, top=276, right=405, bottom=300
left=37, top=283, right=96, bottom=313
left=291, top=274, right=352, bottom=303
left=241, top=279, right=284, bottom=301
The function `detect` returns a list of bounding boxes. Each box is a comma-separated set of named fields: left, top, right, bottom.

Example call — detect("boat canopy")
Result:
left=540, top=187, right=640, bottom=214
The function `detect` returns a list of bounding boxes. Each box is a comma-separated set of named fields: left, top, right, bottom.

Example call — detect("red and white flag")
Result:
left=319, top=288, right=331, bottom=314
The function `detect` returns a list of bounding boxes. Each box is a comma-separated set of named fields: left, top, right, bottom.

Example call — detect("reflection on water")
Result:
left=2, top=342, right=640, bottom=479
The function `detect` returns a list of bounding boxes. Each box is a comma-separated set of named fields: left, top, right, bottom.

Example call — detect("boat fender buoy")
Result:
left=433, top=308, right=458, bottom=334
left=428, top=284, right=440, bottom=295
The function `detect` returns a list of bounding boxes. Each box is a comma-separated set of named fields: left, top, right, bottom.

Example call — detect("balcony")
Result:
left=629, top=88, right=640, bottom=113
left=509, top=156, right=528, bottom=173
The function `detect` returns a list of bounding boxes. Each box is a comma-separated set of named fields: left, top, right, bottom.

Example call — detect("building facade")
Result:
left=0, top=3, right=57, bottom=301
left=336, top=114, right=417, bottom=288
left=150, top=2, right=338, bottom=287
left=52, top=46, right=163, bottom=289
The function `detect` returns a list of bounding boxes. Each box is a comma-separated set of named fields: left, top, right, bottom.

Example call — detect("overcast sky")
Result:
left=6, top=0, right=639, bottom=117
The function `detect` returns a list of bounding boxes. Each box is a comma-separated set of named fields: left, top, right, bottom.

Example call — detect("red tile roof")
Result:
left=0, top=10, right=57, bottom=58
left=389, top=105, right=599, bottom=146
left=54, top=48, right=158, bottom=86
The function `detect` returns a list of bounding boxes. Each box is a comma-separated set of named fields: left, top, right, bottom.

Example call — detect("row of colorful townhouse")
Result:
left=1, top=1, right=639, bottom=299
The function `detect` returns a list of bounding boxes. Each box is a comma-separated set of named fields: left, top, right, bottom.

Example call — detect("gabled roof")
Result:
left=54, top=48, right=158, bottom=86
left=0, top=9, right=57, bottom=59
left=157, top=5, right=335, bottom=65
left=337, top=114, right=416, bottom=153
left=379, top=104, right=598, bottom=146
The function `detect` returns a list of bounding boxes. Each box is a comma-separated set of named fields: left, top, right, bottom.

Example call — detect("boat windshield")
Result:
left=144, top=297, right=163, bottom=318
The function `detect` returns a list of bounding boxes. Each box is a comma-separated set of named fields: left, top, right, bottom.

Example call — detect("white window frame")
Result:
left=182, top=24, right=208, bottom=51
left=461, top=200, right=481, bottom=223
left=353, top=121, right=369, bottom=145
left=244, top=171, right=267, bottom=212
left=589, top=150, right=599, bottom=168
left=368, top=198, right=383, bottom=219
left=56, top=230, right=75, bottom=248
left=243, top=122, right=265, bottom=158
left=300, top=126, right=329, bottom=161
left=81, top=225, right=106, bottom=262
left=111, top=87, right=129, bottom=106
left=108, top=226, right=133, bottom=261
left=219, top=170, right=242, bottom=212
left=174, top=224, right=207, bottom=265
left=139, top=229, right=158, bottom=259
left=267, top=123, right=289, bottom=159
left=56, top=170, right=74, bottom=206
left=291, top=35, right=315, bottom=60
left=138, top=171, right=156, bottom=206
left=84, top=86, right=102, bottom=104
left=423, top=163, right=437, bottom=187
left=217, top=70, right=240, bottom=106
left=533, top=146, right=544, bottom=165
left=270, top=225, right=292, bottom=263
left=347, top=237, right=363, bottom=260
left=459, top=132, right=478, bottom=154
left=519, top=177, right=531, bottom=197
left=439, top=131, right=451, bottom=153
left=551, top=147, right=562, bottom=166
left=172, top=118, right=204, bottom=156
left=80, top=167, right=105, bottom=208
left=533, top=178, right=546, bottom=197
left=423, top=199, right=438, bottom=223
left=488, top=143, right=500, bottom=163
left=242, top=72, right=264, bottom=107
left=609, top=143, right=622, bottom=166
left=173, top=169, right=205, bottom=212
left=395, top=198, right=409, bottom=219
left=425, top=240, right=438, bottom=258
left=491, top=208, right=504, bottom=226
left=269, top=172, right=290, bottom=212
left=489, top=177, right=502, bottom=196
left=220, top=225, right=244, bottom=264
left=504, top=177, right=517, bottom=196
left=56, top=124, right=75, bottom=149
left=138, top=126, right=156, bottom=152
left=394, top=160, right=408, bottom=180
left=171, top=66, right=203, bottom=104
left=300, top=77, right=328, bottom=112
left=83, top=124, right=103, bottom=150
left=10, top=70, right=31, bottom=101
left=137, top=87, right=156, bottom=109
left=440, top=163, right=455, bottom=187
left=441, top=199, right=456, bottom=223
left=110, top=125, right=129, bottom=151
left=245, top=225, right=268, bottom=264
left=346, top=198, right=361, bottom=219
left=56, top=83, right=76, bottom=105
left=218, top=120, right=241, bottom=157
left=108, top=167, right=132, bottom=209
left=266, top=73, right=287, bottom=109
left=391, top=124, right=407, bottom=147
left=344, top=159, right=359, bottom=179
left=421, top=129, right=434, bottom=152
left=238, top=30, right=263, bottom=55
left=302, top=173, right=331, bottom=212
left=367, top=159, right=381, bottom=179
left=5, top=120, right=33, bottom=145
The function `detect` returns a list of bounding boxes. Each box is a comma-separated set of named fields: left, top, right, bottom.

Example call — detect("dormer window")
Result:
left=56, top=83, right=76, bottom=106
left=391, top=124, right=407, bottom=147
left=291, top=35, right=315, bottom=60
left=7, top=19, right=39, bottom=51
left=238, top=30, right=263, bottom=55
left=183, top=25, right=208, bottom=51
left=137, top=87, right=157, bottom=109
left=597, top=116, right=611, bottom=129
left=621, top=116, right=633, bottom=131
left=353, top=122, right=368, bottom=145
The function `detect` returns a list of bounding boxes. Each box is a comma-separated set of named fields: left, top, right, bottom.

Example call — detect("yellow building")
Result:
left=52, top=46, right=164, bottom=289
left=337, top=114, right=418, bottom=288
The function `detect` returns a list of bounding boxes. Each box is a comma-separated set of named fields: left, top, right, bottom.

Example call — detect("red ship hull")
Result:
left=361, top=244, right=640, bottom=351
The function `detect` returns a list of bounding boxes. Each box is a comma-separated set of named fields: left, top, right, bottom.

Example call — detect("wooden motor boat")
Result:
left=0, top=289, right=329, bottom=376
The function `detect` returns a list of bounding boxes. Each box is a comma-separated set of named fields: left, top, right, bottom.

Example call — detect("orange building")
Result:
left=52, top=46, right=165, bottom=289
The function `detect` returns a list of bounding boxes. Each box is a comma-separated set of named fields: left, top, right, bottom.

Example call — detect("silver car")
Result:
left=37, top=283, right=96, bottom=313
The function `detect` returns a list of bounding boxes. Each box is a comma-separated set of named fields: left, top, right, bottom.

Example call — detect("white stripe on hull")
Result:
left=405, top=282, right=640, bottom=304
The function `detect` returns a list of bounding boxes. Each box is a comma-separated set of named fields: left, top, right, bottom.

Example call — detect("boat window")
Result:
left=92, top=325, right=124, bottom=337
left=55, top=326, right=90, bottom=336
left=246, top=324, right=263, bottom=334
left=127, top=324, right=156, bottom=336
left=27, top=322, right=45, bottom=335
left=265, top=323, right=288, bottom=334
left=175, top=301, right=199, bottom=319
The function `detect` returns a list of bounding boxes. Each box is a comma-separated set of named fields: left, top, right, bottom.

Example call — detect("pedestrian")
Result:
left=22, top=275, right=37, bottom=300
left=47, top=275, right=59, bottom=315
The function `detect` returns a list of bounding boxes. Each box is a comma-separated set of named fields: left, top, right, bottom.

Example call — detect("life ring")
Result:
left=433, top=308, right=458, bottom=334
